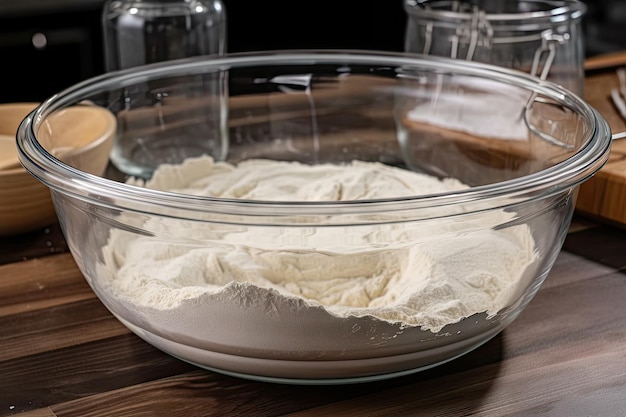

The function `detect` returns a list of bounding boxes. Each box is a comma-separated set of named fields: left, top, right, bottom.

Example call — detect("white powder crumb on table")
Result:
left=100, top=156, right=537, bottom=333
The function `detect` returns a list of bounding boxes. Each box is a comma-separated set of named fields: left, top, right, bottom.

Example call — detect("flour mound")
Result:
left=100, top=157, right=537, bottom=333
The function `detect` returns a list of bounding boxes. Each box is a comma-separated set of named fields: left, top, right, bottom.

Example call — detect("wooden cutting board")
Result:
left=576, top=52, right=626, bottom=225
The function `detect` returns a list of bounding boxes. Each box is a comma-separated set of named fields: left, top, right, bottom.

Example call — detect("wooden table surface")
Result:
left=3, top=56, right=626, bottom=417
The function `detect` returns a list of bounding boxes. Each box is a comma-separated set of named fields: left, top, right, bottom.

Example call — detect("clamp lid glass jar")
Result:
left=404, top=0, right=587, bottom=94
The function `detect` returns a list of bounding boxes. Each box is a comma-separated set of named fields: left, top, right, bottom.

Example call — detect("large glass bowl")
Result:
left=17, top=50, right=611, bottom=384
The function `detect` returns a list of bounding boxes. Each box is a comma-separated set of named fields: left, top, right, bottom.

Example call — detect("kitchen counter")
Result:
left=2, top=58, right=626, bottom=416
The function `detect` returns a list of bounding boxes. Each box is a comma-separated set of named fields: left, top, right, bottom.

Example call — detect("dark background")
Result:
left=0, top=0, right=624, bottom=103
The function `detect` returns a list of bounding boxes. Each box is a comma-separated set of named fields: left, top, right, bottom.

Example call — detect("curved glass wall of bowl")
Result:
left=404, top=0, right=587, bottom=149
left=266, top=73, right=322, bottom=163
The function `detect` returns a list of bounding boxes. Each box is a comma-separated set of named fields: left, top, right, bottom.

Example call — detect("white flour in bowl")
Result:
left=98, top=157, right=537, bottom=333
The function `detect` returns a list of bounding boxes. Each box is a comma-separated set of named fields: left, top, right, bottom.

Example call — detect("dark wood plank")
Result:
left=502, top=270, right=626, bottom=360
left=0, top=223, right=68, bottom=266
left=49, top=371, right=361, bottom=417
left=563, top=224, right=626, bottom=270
left=7, top=410, right=56, bottom=417
left=0, top=298, right=129, bottom=363
left=284, top=345, right=626, bottom=416
left=40, top=341, right=506, bottom=417
left=0, top=253, right=92, bottom=318
left=540, top=250, right=615, bottom=290
left=0, top=334, right=198, bottom=415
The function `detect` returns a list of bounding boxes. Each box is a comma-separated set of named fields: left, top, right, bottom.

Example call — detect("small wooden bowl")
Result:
left=0, top=102, right=116, bottom=236
left=37, top=104, right=117, bottom=176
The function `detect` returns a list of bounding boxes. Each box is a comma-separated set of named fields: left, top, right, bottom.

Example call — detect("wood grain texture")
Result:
left=0, top=223, right=68, bottom=266
left=0, top=254, right=92, bottom=318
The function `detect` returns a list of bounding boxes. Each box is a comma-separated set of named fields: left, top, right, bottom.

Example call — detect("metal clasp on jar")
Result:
left=421, top=3, right=494, bottom=60
left=524, top=30, right=576, bottom=149
left=530, top=30, right=570, bottom=82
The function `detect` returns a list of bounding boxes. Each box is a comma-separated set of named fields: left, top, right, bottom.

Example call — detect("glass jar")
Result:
left=403, top=0, right=587, bottom=95
left=102, top=0, right=228, bottom=177
left=102, top=0, right=226, bottom=71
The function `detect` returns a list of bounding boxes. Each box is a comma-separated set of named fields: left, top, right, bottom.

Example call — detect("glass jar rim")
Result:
left=404, top=0, right=587, bottom=23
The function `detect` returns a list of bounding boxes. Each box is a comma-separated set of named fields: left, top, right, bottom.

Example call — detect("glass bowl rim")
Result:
left=16, top=49, right=611, bottom=218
